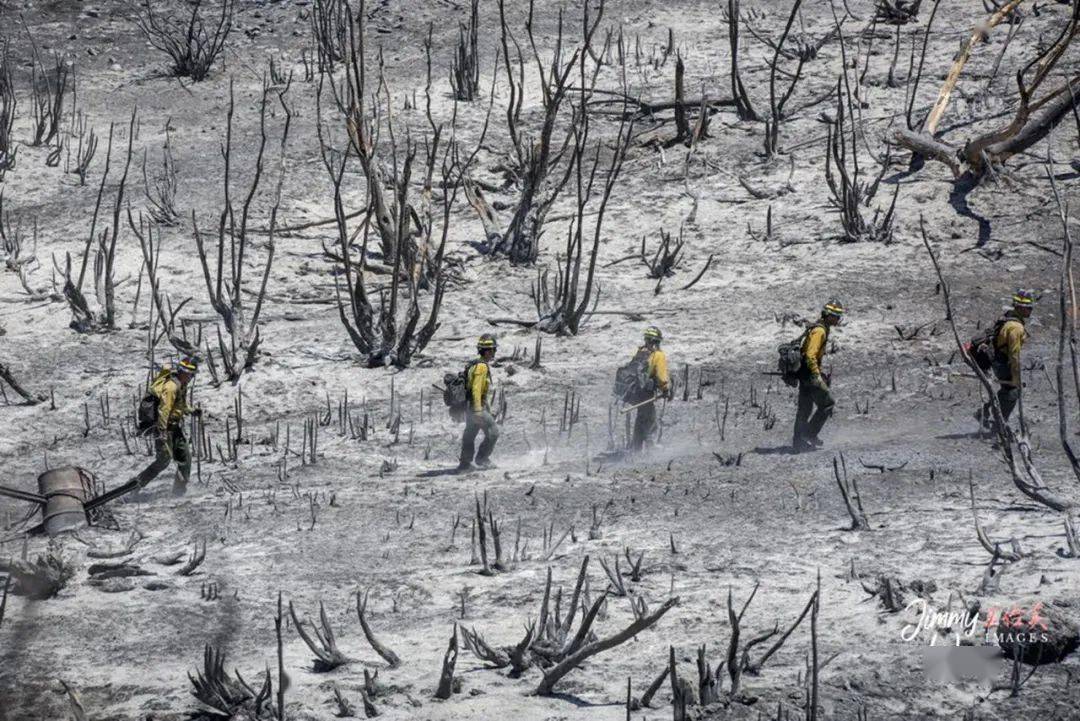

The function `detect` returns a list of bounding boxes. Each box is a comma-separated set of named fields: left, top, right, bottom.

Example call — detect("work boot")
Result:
left=456, top=461, right=475, bottom=473
left=809, top=436, right=824, bottom=448
left=172, top=481, right=188, bottom=497
left=475, top=458, right=495, bottom=469
left=792, top=439, right=814, bottom=454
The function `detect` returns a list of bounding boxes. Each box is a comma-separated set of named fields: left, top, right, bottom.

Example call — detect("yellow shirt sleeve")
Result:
left=469, top=362, right=489, bottom=412
left=157, top=380, right=176, bottom=432
left=649, top=351, right=670, bottom=393
left=1000, top=321, right=1026, bottom=385
left=802, top=326, right=827, bottom=378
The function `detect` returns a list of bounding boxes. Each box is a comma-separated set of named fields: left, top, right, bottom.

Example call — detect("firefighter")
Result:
left=630, top=326, right=670, bottom=451
left=793, top=301, right=843, bottom=453
left=459, top=334, right=500, bottom=471
left=133, top=357, right=197, bottom=496
left=977, top=289, right=1035, bottom=431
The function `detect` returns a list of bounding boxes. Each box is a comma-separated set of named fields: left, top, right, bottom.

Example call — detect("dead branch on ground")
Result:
left=896, top=2, right=1080, bottom=179
left=833, top=453, right=871, bottom=530
left=537, top=595, right=678, bottom=695
left=970, top=479, right=1024, bottom=562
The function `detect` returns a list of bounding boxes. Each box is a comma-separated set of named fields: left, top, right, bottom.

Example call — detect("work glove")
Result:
left=811, top=374, right=829, bottom=392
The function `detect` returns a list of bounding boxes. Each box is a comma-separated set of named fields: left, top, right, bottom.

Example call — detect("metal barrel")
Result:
left=37, top=466, right=89, bottom=536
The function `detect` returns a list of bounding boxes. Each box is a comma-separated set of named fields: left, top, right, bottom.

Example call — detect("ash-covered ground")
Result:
left=2, top=0, right=1080, bottom=719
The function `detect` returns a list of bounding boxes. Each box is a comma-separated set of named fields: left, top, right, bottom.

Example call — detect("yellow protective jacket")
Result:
left=151, top=371, right=189, bottom=432
left=636, top=347, right=670, bottom=395
left=994, top=313, right=1027, bottom=387
left=467, top=359, right=493, bottom=412
left=801, top=323, right=829, bottom=378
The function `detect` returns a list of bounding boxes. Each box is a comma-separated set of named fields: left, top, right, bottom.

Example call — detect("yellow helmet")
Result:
left=823, top=301, right=845, bottom=318
left=477, top=334, right=497, bottom=351
left=178, top=357, right=198, bottom=374
left=644, top=326, right=663, bottom=342
left=1012, top=289, right=1036, bottom=308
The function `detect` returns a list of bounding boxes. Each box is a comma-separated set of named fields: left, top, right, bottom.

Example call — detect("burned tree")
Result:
left=450, top=0, right=481, bottom=102
left=463, top=0, right=607, bottom=265
left=325, top=3, right=456, bottom=367
left=142, top=121, right=180, bottom=227
left=310, top=0, right=349, bottom=73
left=134, top=0, right=234, bottom=82
left=0, top=40, right=16, bottom=180
left=762, top=0, right=817, bottom=156
left=824, top=79, right=897, bottom=243
left=27, top=50, right=70, bottom=149
left=191, top=78, right=290, bottom=382
left=725, top=0, right=759, bottom=121
left=896, top=1, right=1080, bottom=179
left=56, top=109, right=138, bottom=332
left=530, top=91, right=633, bottom=335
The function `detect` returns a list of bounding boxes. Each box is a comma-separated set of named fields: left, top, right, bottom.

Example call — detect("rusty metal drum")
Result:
left=37, top=466, right=90, bottom=535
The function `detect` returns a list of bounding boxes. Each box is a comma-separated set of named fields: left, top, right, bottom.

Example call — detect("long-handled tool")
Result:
left=619, top=395, right=659, bottom=414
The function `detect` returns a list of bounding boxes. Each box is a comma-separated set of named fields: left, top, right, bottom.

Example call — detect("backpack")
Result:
left=615, top=348, right=654, bottom=402
left=966, top=318, right=1008, bottom=372
left=443, top=360, right=479, bottom=422
left=776, top=324, right=822, bottom=387
left=136, top=369, right=172, bottom=436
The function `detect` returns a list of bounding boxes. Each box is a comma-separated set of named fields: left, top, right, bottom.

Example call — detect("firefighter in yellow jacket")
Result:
left=977, top=289, right=1035, bottom=430
left=630, top=326, right=670, bottom=451
left=793, top=302, right=843, bottom=453
left=459, top=334, right=500, bottom=471
left=133, top=357, right=197, bottom=496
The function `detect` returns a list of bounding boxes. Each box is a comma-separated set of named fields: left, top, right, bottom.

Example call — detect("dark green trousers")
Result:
left=794, top=377, right=834, bottom=446
left=460, top=410, right=499, bottom=465
left=631, top=402, right=656, bottom=450
left=134, top=425, right=191, bottom=489
left=982, top=384, right=1020, bottom=426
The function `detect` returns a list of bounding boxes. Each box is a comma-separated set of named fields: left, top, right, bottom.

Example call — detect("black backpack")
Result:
left=615, top=348, right=654, bottom=402
left=136, top=368, right=174, bottom=436
left=967, top=318, right=1008, bottom=372
left=443, top=360, right=480, bottom=422
left=776, top=324, right=823, bottom=386
left=136, top=393, right=159, bottom=436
